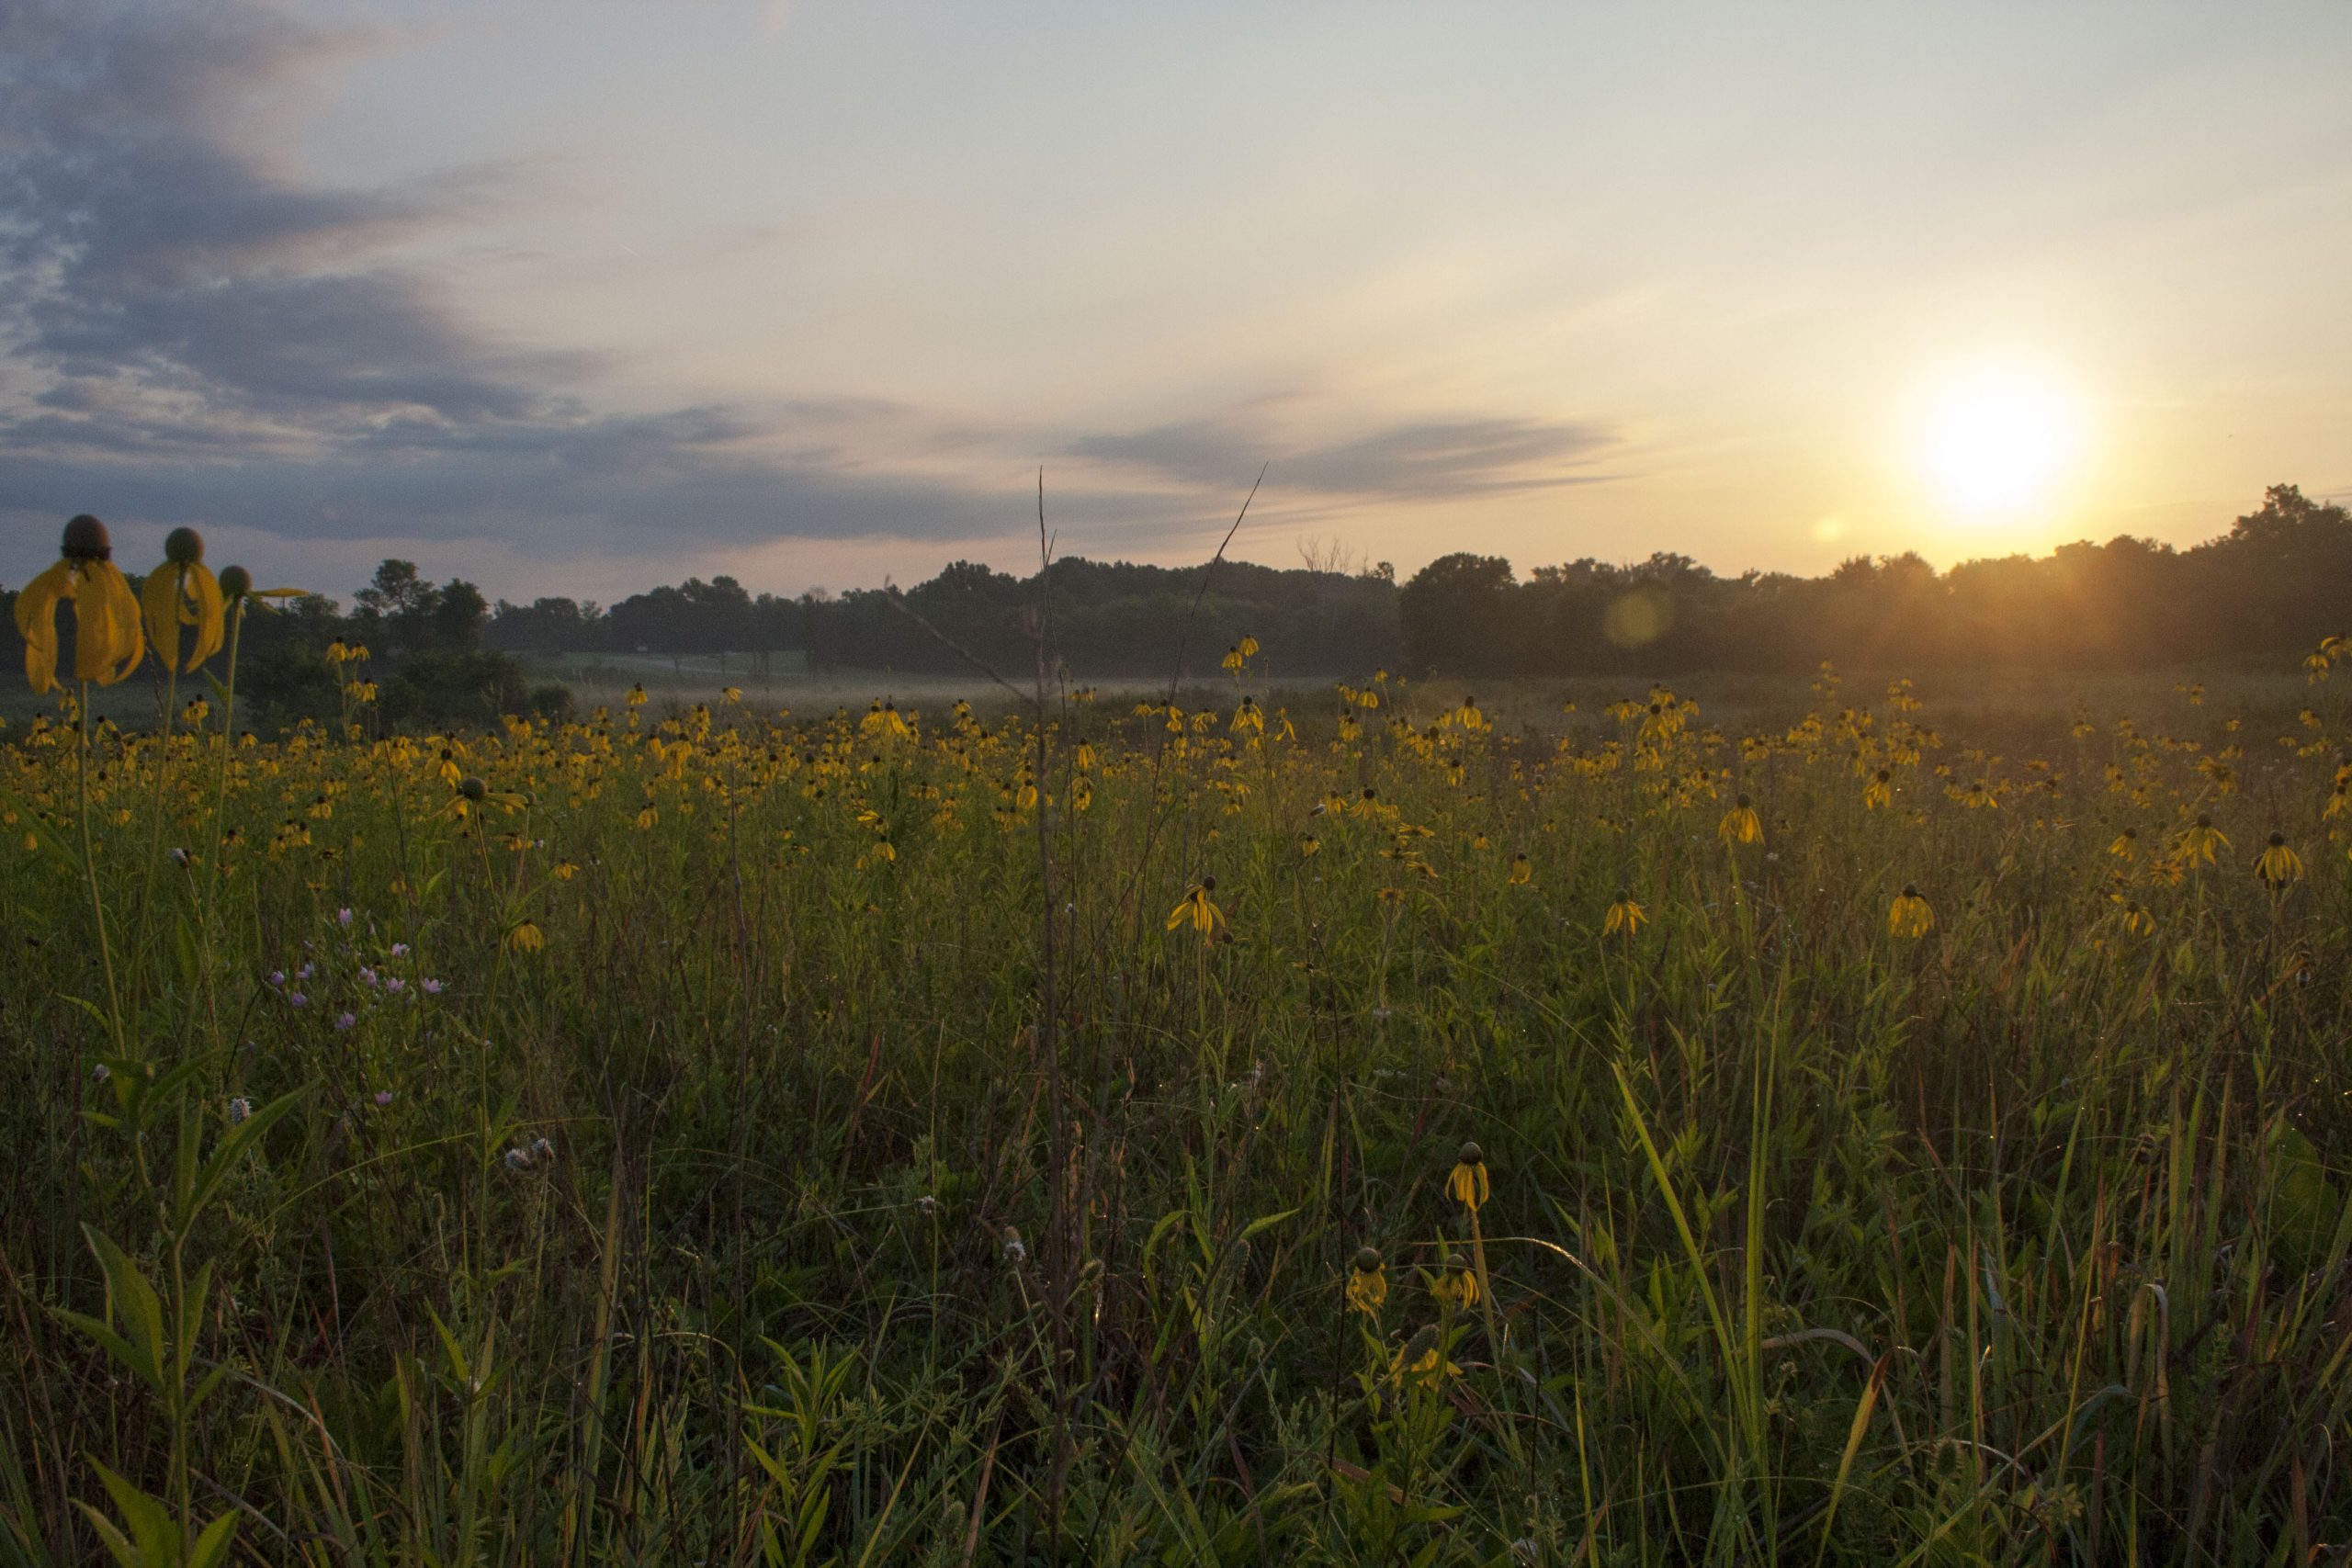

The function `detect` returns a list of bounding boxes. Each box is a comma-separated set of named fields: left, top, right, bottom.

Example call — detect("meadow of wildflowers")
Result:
left=5, top=525, right=2352, bottom=1563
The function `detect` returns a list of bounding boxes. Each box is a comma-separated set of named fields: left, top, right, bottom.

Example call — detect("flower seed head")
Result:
left=1352, top=1246, right=1383, bottom=1273
left=163, top=526, right=206, bottom=565
left=218, top=564, right=253, bottom=599
left=2268, top=831, right=2286, bottom=847
left=459, top=776, right=488, bottom=801
left=61, top=513, right=111, bottom=560
left=1457, top=1139, right=1485, bottom=1167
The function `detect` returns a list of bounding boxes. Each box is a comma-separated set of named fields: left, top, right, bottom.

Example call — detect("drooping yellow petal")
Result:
left=81, top=560, right=144, bottom=685
left=14, top=559, right=74, bottom=695
left=74, top=562, right=119, bottom=683
left=108, top=563, right=146, bottom=682
left=141, top=562, right=185, bottom=669
left=183, top=561, right=224, bottom=667
left=140, top=560, right=225, bottom=671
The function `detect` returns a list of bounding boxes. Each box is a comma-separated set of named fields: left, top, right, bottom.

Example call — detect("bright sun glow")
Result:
left=1916, top=362, right=2086, bottom=521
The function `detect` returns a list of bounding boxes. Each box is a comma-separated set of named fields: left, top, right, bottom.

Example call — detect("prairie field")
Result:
left=4, top=648, right=2350, bottom=1565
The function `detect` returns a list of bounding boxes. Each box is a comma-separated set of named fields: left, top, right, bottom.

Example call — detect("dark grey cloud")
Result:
left=0, top=0, right=1047, bottom=562
left=0, top=2, right=514, bottom=420
left=0, top=430, right=1040, bottom=557
left=1070, top=412, right=1617, bottom=501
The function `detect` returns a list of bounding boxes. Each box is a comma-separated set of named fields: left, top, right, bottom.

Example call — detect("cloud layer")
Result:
left=1072, top=412, right=1615, bottom=500
left=0, top=2, right=1633, bottom=593
left=0, top=2, right=1049, bottom=571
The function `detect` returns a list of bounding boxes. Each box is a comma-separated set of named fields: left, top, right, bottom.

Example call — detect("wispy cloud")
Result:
left=1069, top=411, right=1617, bottom=502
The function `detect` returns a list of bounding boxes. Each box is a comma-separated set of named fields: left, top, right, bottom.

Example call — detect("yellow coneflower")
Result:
left=1345, top=1247, right=1387, bottom=1315
left=1297, top=832, right=1321, bottom=858
left=1430, top=1253, right=1480, bottom=1311
left=2114, top=897, right=2155, bottom=936
left=1453, top=695, right=1487, bottom=731
left=15, top=514, right=144, bottom=694
left=503, top=920, right=546, bottom=953
left=627, top=682, right=648, bottom=706
left=1718, top=793, right=1762, bottom=845
left=2108, top=828, right=2139, bottom=862
left=139, top=527, right=225, bottom=674
left=1888, top=884, right=1934, bottom=938
left=1604, top=888, right=1646, bottom=936
left=2256, top=831, right=2302, bottom=886
left=2174, top=814, right=2229, bottom=866
left=1863, top=768, right=1893, bottom=810
left=1392, top=1337, right=1464, bottom=1390
left=1507, top=852, right=1532, bottom=886
left=1220, top=645, right=1246, bottom=674
left=1166, top=876, right=1226, bottom=943
left=1446, top=1140, right=1490, bottom=1213
left=859, top=698, right=913, bottom=739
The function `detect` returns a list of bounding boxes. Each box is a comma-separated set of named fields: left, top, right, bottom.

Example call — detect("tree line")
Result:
left=1396, top=484, right=2350, bottom=676
left=5, top=487, right=2345, bottom=720
left=481, top=556, right=1406, bottom=679
left=481, top=482, right=2345, bottom=677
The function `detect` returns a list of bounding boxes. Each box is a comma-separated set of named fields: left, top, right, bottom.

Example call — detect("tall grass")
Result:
left=1, top=663, right=2346, bottom=1563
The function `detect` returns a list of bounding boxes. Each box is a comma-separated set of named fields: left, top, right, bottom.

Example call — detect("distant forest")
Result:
left=4, top=487, right=2347, bottom=718
left=474, top=482, right=2347, bottom=676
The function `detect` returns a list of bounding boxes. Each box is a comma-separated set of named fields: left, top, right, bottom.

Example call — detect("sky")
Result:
left=4, top=0, right=2349, bottom=606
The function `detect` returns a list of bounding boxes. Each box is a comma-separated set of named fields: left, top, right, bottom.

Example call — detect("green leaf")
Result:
left=183, top=1088, right=304, bottom=1227
left=187, top=1509, right=241, bottom=1568
left=426, top=1307, right=470, bottom=1384
left=83, top=1230, right=167, bottom=1394
left=2270, top=1123, right=2335, bottom=1262
left=89, top=1461, right=175, bottom=1567
left=72, top=1504, right=140, bottom=1568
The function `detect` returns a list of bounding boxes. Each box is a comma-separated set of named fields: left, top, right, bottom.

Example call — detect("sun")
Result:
left=1915, top=361, right=2086, bottom=522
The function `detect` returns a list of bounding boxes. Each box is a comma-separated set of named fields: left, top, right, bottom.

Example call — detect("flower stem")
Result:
left=76, top=683, right=130, bottom=1062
